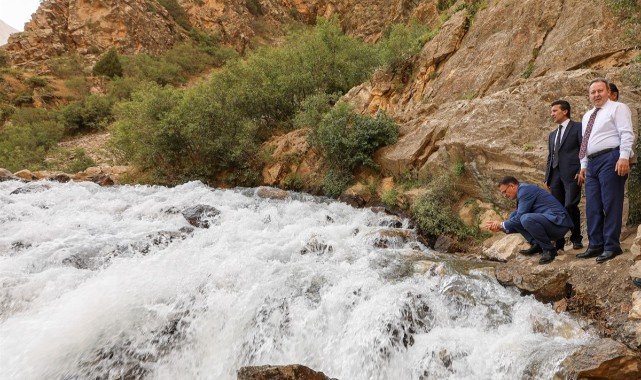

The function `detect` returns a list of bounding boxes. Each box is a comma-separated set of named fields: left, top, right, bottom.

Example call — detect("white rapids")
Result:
left=0, top=180, right=593, bottom=380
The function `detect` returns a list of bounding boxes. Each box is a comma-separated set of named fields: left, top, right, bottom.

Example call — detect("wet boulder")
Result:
left=256, top=187, right=289, bottom=200
left=182, top=205, right=220, bottom=228
left=0, top=168, right=20, bottom=182
left=557, top=338, right=641, bottom=379
left=495, top=264, right=570, bottom=303
left=237, top=365, right=336, bottom=380
left=300, top=236, right=333, bottom=255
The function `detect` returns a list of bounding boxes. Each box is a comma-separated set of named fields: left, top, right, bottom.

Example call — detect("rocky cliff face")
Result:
left=4, top=0, right=186, bottom=69
left=3, top=0, right=442, bottom=68
left=342, top=0, right=639, bottom=201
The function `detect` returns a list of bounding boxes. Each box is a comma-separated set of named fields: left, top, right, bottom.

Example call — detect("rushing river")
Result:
left=0, top=180, right=593, bottom=379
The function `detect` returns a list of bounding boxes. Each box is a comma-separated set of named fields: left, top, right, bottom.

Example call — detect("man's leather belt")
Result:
left=587, top=147, right=619, bottom=160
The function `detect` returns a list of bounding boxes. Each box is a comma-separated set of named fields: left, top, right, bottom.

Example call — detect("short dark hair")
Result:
left=551, top=100, right=571, bottom=118
left=609, top=82, right=619, bottom=94
left=499, top=176, right=519, bottom=186
left=589, top=77, right=609, bottom=88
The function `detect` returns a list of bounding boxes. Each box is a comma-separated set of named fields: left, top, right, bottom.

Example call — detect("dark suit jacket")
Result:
left=544, top=120, right=582, bottom=184
left=503, top=183, right=573, bottom=233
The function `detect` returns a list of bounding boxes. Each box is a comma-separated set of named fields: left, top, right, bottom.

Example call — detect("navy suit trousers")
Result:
left=585, top=149, right=627, bottom=251
left=508, top=213, right=570, bottom=251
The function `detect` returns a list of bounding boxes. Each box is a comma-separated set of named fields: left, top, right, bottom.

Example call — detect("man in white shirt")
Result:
left=576, top=78, right=634, bottom=263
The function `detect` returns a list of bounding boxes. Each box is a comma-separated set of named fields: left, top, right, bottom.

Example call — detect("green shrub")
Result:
left=189, top=29, right=239, bottom=65
left=377, top=21, right=434, bottom=72
left=93, top=49, right=123, bottom=78
left=437, top=0, right=457, bottom=11
left=293, top=92, right=340, bottom=129
left=410, top=174, right=477, bottom=241
left=112, top=82, right=260, bottom=184
left=321, top=169, right=353, bottom=198
left=47, top=147, right=96, bottom=173
left=60, top=94, right=114, bottom=134
left=111, top=18, right=383, bottom=185
left=309, top=102, right=399, bottom=197
left=49, top=54, right=85, bottom=78
left=64, top=76, right=91, bottom=98
left=0, top=108, right=64, bottom=172
left=107, top=77, right=141, bottom=100
left=282, top=172, right=304, bottom=191
left=382, top=187, right=399, bottom=208
left=25, top=76, right=48, bottom=88
left=164, top=43, right=213, bottom=75
left=309, top=102, right=399, bottom=173
left=121, top=53, right=185, bottom=85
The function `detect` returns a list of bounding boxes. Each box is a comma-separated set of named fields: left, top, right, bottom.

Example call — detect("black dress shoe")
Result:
left=539, top=249, right=556, bottom=264
left=555, top=240, right=565, bottom=251
left=632, top=277, right=641, bottom=289
left=519, top=243, right=542, bottom=256
left=595, top=248, right=623, bottom=263
left=576, top=247, right=603, bottom=259
left=572, top=242, right=584, bottom=250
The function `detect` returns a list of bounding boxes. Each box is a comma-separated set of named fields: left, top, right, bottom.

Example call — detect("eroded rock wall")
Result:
left=342, top=0, right=640, bottom=201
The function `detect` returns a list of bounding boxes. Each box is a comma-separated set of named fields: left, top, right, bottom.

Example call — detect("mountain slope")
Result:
left=0, top=19, right=18, bottom=45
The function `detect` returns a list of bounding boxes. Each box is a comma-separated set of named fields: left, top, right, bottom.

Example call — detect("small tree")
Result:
left=93, top=49, right=123, bottom=78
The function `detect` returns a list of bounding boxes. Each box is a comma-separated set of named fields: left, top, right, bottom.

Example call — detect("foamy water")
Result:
left=0, top=180, right=591, bottom=379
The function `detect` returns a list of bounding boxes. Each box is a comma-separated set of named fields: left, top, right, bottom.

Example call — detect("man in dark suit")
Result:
left=544, top=100, right=583, bottom=251
left=486, top=176, right=573, bottom=264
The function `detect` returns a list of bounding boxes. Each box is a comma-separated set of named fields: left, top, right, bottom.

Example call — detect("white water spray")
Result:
left=0, top=181, right=591, bottom=379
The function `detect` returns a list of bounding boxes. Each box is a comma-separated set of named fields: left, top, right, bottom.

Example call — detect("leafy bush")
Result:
left=112, top=82, right=260, bottom=184
left=121, top=53, right=185, bottom=85
left=0, top=108, right=64, bottom=172
left=377, top=21, right=434, bottom=72
left=293, top=92, right=340, bottom=129
left=164, top=43, right=214, bottom=75
left=111, top=18, right=383, bottom=185
left=93, top=49, right=123, bottom=78
left=25, top=76, right=48, bottom=88
left=308, top=102, right=399, bottom=196
left=60, top=94, right=115, bottom=134
left=309, top=102, right=399, bottom=173
left=64, top=76, right=91, bottom=98
left=189, top=29, right=239, bottom=65
left=411, top=174, right=477, bottom=241
left=282, top=172, right=304, bottom=191
left=49, top=54, right=85, bottom=78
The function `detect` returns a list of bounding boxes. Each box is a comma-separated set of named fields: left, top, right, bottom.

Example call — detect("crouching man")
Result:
left=485, top=176, right=573, bottom=264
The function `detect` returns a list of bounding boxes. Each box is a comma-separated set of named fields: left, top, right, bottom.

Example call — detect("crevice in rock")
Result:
left=567, top=48, right=633, bottom=71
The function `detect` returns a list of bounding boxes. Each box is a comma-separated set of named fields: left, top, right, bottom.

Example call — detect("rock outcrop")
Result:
left=3, top=0, right=442, bottom=69
left=343, top=1, right=640, bottom=199
left=4, top=0, right=186, bottom=69
left=237, top=364, right=336, bottom=380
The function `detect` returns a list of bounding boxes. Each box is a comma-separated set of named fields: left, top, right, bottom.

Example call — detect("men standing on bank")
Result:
left=576, top=78, right=635, bottom=263
left=485, top=176, right=573, bottom=265
left=544, top=100, right=583, bottom=251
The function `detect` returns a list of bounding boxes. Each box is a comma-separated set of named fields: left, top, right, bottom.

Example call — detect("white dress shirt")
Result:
left=580, top=99, right=634, bottom=169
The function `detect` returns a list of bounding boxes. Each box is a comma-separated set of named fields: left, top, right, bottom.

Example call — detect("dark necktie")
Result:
left=578, top=108, right=600, bottom=160
left=552, top=125, right=562, bottom=168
